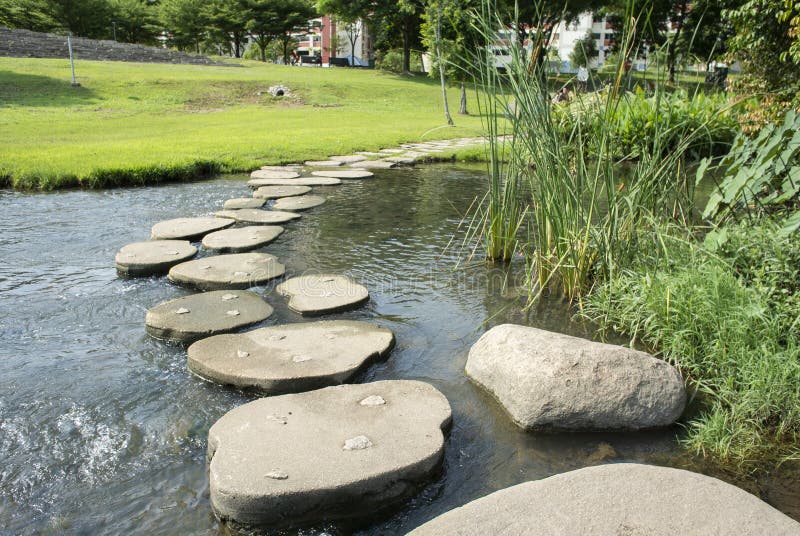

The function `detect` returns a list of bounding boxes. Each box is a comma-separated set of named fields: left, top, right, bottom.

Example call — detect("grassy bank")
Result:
left=0, top=57, right=484, bottom=190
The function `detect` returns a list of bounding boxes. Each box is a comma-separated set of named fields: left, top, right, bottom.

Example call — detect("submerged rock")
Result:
left=168, top=252, right=285, bottom=290
left=252, top=185, right=312, bottom=199
left=214, top=209, right=300, bottom=225
left=145, top=290, right=273, bottom=343
left=115, top=240, right=197, bottom=276
left=329, top=155, right=367, bottom=163
left=247, top=177, right=342, bottom=187
left=187, top=320, right=394, bottom=393
left=150, top=217, right=234, bottom=241
left=202, top=226, right=283, bottom=253
left=276, top=274, right=369, bottom=315
left=465, top=324, right=686, bottom=430
left=310, top=170, right=374, bottom=179
left=223, top=198, right=266, bottom=210
left=409, top=464, right=800, bottom=535
left=207, top=380, right=452, bottom=529
left=272, top=195, right=326, bottom=212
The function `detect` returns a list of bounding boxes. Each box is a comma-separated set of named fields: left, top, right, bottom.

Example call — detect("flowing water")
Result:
left=0, top=165, right=797, bottom=535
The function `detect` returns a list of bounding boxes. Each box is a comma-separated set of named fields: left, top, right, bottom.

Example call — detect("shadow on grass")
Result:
left=0, top=70, right=98, bottom=107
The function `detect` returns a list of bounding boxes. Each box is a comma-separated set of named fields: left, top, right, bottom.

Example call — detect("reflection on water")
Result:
left=0, top=166, right=796, bottom=534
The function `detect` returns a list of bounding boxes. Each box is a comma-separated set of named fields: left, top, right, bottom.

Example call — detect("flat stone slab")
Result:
left=329, top=155, right=367, bottom=163
left=168, top=252, right=286, bottom=290
left=304, top=160, right=344, bottom=167
left=214, top=209, right=300, bottom=225
left=252, top=185, right=312, bottom=199
left=223, top=198, right=266, bottom=209
left=409, top=464, right=800, bottom=535
left=260, top=165, right=302, bottom=171
left=383, top=156, right=417, bottom=165
left=202, top=226, right=284, bottom=253
left=145, top=290, right=273, bottom=344
left=378, top=148, right=404, bottom=154
left=115, top=240, right=197, bottom=276
left=272, top=195, right=326, bottom=212
left=249, top=169, right=301, bottom=180
left=151, top=217, right=235, bottom=241
left=187, top=320, right=395, bottom=394
left=207, top=380, right=451, bottom=528
left=310, top=170, right=374, bottom=180
left=247, top=177, right=342, bottom=187
left=276, top=274, right=369, bottom=315
left=466, top=324, right=686, bottom=430
left=350, top=160, right=398, bottom=169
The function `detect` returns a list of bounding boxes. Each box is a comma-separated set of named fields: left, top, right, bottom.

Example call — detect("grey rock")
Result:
left=349, top=160, right=397, bottom=169
left=202, top=226, right=284, bottom=253
left=260, top=165, right=302, bottom=172
left=329, top=155, right=367, bottom=163
left=115, top=240, right=197, bottom=276
left=378, top=148, right=404, bottom=154
left=409, top=463, right=800, bottom=536
left=465, top=324, right=686, bottom=430
left=304, top=160, right=344, bottom=167
left=310, top=170, right=374, bottom=179
left=223, top=198, right=266, bottom=210
left=145, top=290, right=273, bottom=343
left=247, top=177, right=342, bottom=187
left=187, top=320, right=394, bottom=393
left=207, top=380, right=452, bottom=528
left=276, top=274, right=369, bottom=315
left=272, top=195, right=326, bottom=211
left=249, top=169, right=301, bottom=180
left=252, top=185, right=312, bottom=199
left=168, top=252, right=285, bottom=290
left=383, top=156, right=417, bottom=165
left=150, top=217, right=235, bottom=241
left=214, top=209, right=300, bottom=225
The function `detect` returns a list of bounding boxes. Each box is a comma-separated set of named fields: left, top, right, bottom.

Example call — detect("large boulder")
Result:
left=465, top=324, right=685, bottom=430
left=409, top=464, right=800, bottom=535
left=207, top=380, right=452, bottom=529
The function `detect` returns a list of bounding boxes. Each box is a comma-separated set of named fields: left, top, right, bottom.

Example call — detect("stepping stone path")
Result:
left=223, top=198, right=266, bottom=209
left=329, top=155, right=367, bottom=163
left=409, top=464, right=800, bottom=535
left=115, top=240, right=197, bottom=276
left=383, top=156, right=417, bottom=165
left=145, top=290, right=273, bottom=343
left=168, top=252, right=286, bottom=290
left=250, top=169, right=301, bottom=180
left=187, top=320, right=395, bottom=394
left=310, top=170, right=374, bottom=180
left=202, top=226, right=284, bottom=253
left=252, top=185, right=312, bottom=199
left=260, top=165, right=302, bottom=172
left=304, top=160, right=343, bottom=167
left=277, top=274, right=369, bottom=315
left=151, top=217, right=234, bottom=241
left=214, top=209, right=300, bottom=224
left=350, top=160, right=398, bottom=169
left=247, top=177, right=342, bottom=187
left=272, top=195, right=326, bottom=212
left=206, top=380, right=452, bottom=529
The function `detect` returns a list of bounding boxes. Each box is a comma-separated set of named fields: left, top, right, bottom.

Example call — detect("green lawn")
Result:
left=0, top=57, right=485, bottom=189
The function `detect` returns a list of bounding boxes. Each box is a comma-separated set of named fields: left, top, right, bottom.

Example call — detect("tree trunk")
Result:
left=435, top=6, right=453, bottom=126
left=283, top=39, right=289, bottom=64
left=260, top=43, right=266, bottom=62
left=234, top=34, right=241, bottom=58
left=459, top=83, right=468, bottom=115
left=402, top=22, right=411, bottom=73
left=668, top=0, right=688, bottom=83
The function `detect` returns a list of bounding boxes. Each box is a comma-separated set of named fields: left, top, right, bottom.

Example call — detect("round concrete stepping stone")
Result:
left=252, top=185, right=312, bottom=199
left=272, top=195, right=326, bottom=212
left=304, top=160, right=343, bottom=167
left=247, top=177, right=342, bottom=187
left=276, top=274, right=369, bottom=316
left=187, top=320, right=395, bottom=393
left=214, top=209, right=300, bottom=225
left=409, top=464, right=800, bottom=535
left=223, top=198, right=266, bottom=210
left=115, top=240, right=197, bottom=276
left=151, top=217, right=235, bottom=241
left=207, top=380, right=451, bottom=528
left=145, top=290, right=273, bottom=344
left=378, top=148, right=404, bottom=154
left=260, top=165, right=302, bottom=171
left=329, top=155, right=367, bottom=163
left=310, top=170, right=374, bottom=180
left=350, top=160, right=398, bottom=169
left=202, top=226, right=284, bottom=253
left=168, top=253, right=285, bottom=290
left=250, top=169, right=301, bottom=180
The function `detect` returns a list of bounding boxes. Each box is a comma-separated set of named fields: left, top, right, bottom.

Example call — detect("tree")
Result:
left=160, top=0, right=208, bottom=53
left=205, top=0, right=250, bottom=58
left=569, top=29, right=598, bottom=67
left=0, top=0, right=59, bottom=32
left=245, top=0, right=315, bottom=63
left=109, top=0, right=159, bottom=44
left=318, top=0, right=373, bottom=66
left=47, top=0, right=113, bottom=38
left=675, top=0, right=736, bottom=70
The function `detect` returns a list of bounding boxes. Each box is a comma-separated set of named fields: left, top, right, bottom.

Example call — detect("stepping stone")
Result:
left=223, top=198, right=266, bottom=210
left=276, top=274, right=369, bottom=316
left=356, top=151, right=384, bottom=157
left=214, top=209, right=300, bottom=225
left=252, top=185, right=312, bottom=199
left=409, top=464, right=800, bottom=535
left=187, top=320, right=395, bottom=394
left=151, top=217, right=235, bottom=241
left=260, top=165, right=302, bottom=171
left=168, top=252, right=285, bottom=290
left=272, top=195, right=326, bottom=212
left=400, top=151, right=430, bottom=158
left=378, top=148, right=404, bottom=154
left=207, top=380, right=452, bottom=528
left=310, top=170, right=374, bottom=180
left=202, top=226, right=284, bottom=253
left=250, top=169, right=301, bottom=180
left=145, top=290, right=273, bottom=344
left=383, top=156, right=417, bottom=165
left=329, top=155, right=367, bottom=163
left=349, top=160, right=398, bottom=169
left=247, top=177, right=342, bottom=187
left=115, top=240, right=197, bottom=276
left=304, top=160, right=343, bottom=167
